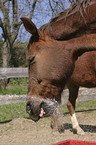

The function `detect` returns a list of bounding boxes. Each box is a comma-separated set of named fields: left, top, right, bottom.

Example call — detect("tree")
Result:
left=48, top=0, right=65, bottom=16
left=0, top=0, right=37, bottom=67
left=69, top=0, right=78, bottom=4
left=0, top=0, right=68, bottom=68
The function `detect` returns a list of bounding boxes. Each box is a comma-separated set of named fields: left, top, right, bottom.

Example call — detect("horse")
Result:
left=66, top=51, right=96, bottom=134
left=21, top=0, right=96, bottom=134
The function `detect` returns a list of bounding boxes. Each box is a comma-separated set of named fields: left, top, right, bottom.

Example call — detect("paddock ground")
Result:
left=0, top=107, right=96, bottom=145
left=0, top=87, right=96, bottom=145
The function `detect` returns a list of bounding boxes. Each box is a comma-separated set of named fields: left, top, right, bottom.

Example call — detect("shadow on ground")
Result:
left=64, top=123, right=96, bottom=133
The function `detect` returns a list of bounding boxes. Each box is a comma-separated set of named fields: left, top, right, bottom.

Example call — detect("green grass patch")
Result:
left=76, top=100, right=96, bottom=111
left=62, top=100, right=96, bottom=113
left=0, top=100, right=96, bottom=123
left=0, top=102, right=29, bottom=123
left=0, top=78, right=28, bottom=95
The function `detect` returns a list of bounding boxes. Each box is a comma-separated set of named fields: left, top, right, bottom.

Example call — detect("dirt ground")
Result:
left=0, top=109, right=96, bottom=145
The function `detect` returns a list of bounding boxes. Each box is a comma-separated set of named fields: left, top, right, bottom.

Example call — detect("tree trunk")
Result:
left=2, top=41, right=10, bottom=68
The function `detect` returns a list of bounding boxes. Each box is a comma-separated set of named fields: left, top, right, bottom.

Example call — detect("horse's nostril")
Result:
left=26, top=102, right=31, bottom=114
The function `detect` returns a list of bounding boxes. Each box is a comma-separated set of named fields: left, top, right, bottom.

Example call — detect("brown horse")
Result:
left=21, top=0, right=96, bottom=134
left=66, top=51, right=96, bottom=134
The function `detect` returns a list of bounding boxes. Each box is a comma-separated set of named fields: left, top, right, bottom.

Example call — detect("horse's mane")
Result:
left=40, top=0, right=96, bottom=40
left=49, top=0, right=94, bottom=24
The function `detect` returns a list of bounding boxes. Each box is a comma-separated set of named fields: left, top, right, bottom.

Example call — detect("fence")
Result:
left=0, top=68, right=28, bottom=79
left=0, top=68, right=96, bottom=105
left=0, top=68, right=28, bottom=89
left=0, top=87, right=96, bottom=105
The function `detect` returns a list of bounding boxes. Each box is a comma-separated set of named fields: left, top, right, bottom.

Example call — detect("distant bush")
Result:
left=0, top=41, right=28, bottom=67
left=10, top=42, right=28, bottom=67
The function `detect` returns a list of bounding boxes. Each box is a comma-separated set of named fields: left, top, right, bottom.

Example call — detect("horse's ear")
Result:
left=21, top=17, right=39, bottom=36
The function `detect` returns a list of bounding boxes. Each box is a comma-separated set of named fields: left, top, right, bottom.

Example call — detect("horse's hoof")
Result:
left=73, top=126, right=85, bottom=135
left=77, top=128, right=85, bottom=135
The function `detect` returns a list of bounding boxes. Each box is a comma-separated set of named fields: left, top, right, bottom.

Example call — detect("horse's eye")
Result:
left=29, top=56, right=35, bottom=64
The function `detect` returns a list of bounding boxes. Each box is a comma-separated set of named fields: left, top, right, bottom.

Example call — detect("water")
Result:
left=28, top=96, right=65, bottom=133
left=41, top=97, right=65, bottom=132
left=50, top=104, right=64, bottom=133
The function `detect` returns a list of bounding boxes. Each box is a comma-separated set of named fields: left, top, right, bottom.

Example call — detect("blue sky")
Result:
left=0, top=0, right=70, bottom=42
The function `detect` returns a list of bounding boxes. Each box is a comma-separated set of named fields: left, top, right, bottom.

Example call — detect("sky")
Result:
left=0, top=0, right=70, bottom=42
left=18, top=0, right=70, bottom=42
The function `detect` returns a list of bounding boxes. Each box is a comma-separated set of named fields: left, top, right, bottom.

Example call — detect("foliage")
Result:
left=0, top=0, right=69, bottom=67
left=0, top=41, right=27, bottom=67
left=10, top=42, right=28, bottom=67
left=0, top=0, right=37, bottom=67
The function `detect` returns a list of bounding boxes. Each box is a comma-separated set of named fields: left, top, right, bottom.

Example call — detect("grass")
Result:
left=62, top=100, right=96, bottom=113
left=0, top=100, right=96, bottom=123
left=76, top=100, right=96, bottom=111
left=0, top=102, right=29, bottom=123
left=0, top=78, right=28, bottom=95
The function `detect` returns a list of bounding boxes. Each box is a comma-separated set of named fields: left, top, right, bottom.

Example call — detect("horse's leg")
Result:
left=67, top=84, right=85, bottom=135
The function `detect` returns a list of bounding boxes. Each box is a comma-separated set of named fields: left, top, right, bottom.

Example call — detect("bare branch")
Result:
left=11, top=21, right=22, bottom=45
left=69, top=0, right=75, bottom=4
left=0, top=18, right=3, bottom=28
left=11, top=0, right=19, bottom=44
left=3, top=0, right=11, bottom=4
left=0, top=0, right=11, bottom=9
left=12, top=0, right=18, bottom=23
left=0, top=1, right=11, bottom=41
left=59, top=0, right=65, bottom=10
left=29, top=0, right=37, bottom=20
left=48, top=0, right=56, bottom=16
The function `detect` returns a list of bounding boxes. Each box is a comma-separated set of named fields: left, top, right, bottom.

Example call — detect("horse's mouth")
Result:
left=26, top=97, right=59, bottom=122
left=39, top=100, right=58, bottom=117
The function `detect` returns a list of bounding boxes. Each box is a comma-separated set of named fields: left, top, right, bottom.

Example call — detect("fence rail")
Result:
left=0, top=87, right=96, bottom=105
left=0, top=68, right=96, bottom=105
left=0, top=68, right=28, bottom=89
left=0, top=68, right=28, bottom=79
